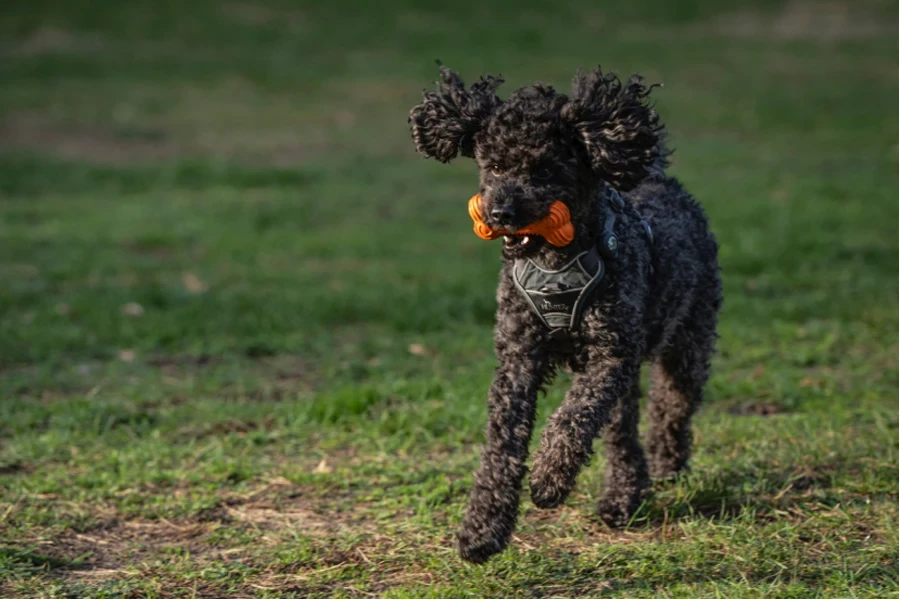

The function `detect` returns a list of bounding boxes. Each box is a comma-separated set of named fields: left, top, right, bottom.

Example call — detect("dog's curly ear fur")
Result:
left=562, top=67, right=668, bottom=191
left=409, top=66, right=504, bottom=163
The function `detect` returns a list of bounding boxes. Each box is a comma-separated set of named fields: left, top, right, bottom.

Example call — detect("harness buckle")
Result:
left=600, top=211, right=620, bottom=260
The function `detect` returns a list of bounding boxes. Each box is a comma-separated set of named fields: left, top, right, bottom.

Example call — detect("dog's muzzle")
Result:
left=468, top=195, right=575, bottom=247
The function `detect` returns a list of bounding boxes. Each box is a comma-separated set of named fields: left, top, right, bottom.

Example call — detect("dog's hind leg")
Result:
left=596, top=378, right=651, bottom=527
left=646, top=297, right=719, bottom=479
left=529, top=358, right=640, bottom=510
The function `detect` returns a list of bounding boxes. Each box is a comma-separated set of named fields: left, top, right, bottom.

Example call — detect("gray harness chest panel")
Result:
left=512, top=247, right=606, bottom=332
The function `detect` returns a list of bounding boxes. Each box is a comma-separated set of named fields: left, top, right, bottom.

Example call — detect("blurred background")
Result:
left=1, top=0, right=897, bottom=597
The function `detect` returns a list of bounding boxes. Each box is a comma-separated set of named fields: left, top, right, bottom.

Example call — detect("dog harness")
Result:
left=512, top=186, right=652, bottom=347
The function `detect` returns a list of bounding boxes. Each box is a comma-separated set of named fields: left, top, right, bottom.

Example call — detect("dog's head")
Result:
left=409, top=66, right=667, bottom=257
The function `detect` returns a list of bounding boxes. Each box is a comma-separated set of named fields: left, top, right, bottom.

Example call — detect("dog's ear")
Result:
left=562, top=67, right=667, bottom=191
left=409, top=66, right=504, bottom=163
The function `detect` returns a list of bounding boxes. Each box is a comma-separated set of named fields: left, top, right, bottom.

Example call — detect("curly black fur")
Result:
left=410, top=66, right=505, bottom=163
left=563, top=69, right=669, bottom=192
left=408, top=66, right=722, bottom=564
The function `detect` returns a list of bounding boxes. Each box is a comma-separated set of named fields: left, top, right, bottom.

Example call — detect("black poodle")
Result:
left=408, top=66, right=722, bottom=564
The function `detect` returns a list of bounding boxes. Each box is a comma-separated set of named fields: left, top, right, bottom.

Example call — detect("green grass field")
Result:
left=1, top=0, right=898, bottom=597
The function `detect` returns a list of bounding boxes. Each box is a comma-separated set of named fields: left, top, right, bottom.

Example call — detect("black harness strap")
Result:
left=599, top=186, right=653, bottom=258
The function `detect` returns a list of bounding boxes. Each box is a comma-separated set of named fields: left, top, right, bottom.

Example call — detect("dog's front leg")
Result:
left=457, top=347, right=550, bottom=563
left=529, top=357, right=639, bottom=509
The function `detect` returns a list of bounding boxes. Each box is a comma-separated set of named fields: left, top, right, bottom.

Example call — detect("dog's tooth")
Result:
left=504, top=235, right=513, bottom=243
left=521, top=236, right=530, bottom=245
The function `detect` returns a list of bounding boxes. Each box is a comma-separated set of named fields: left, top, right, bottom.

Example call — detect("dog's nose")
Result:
left=490, top=205, right=515, bottom=223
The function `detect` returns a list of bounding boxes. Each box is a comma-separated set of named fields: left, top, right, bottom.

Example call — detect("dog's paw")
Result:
left=457, top=528, right=506, bottom=564
left=596, top=497, right=633, bottom=528
left=598, top=487, right=650, bottom=529
left=648, top=459, right=690, bottom=481
left=529, top=480, right=569, bottom=509
left=529, top=461, right=577, bottom=509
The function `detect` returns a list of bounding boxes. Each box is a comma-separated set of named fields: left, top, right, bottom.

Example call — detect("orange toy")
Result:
left=468, top=194, right=575, bottom=247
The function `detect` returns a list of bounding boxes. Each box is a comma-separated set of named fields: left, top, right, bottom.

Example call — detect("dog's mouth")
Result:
left=501, top=233, right=546, bottom=257
left=503, top=234, right=534, bottom=248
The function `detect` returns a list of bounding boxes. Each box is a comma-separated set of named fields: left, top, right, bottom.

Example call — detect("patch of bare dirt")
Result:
left=176, top=416, right=279, bottom=441
left=727, top=401, right=789, bottom=416
left=207, top=476, right=372, bottom=536
left=0, top=461, right=31, bottom=475
left=22, top=477, right=355, bottom=577
left=225, top=505, right=335, bottom=533
left=34, top=517, right=220, bottom=572
left=263, top=355, right=320, bottom=388
left=146, top=354, right=217, bottom=369
left=249, top=531, right=450, bottom=596
left=215, top=388, right=298, bottom=403
left=141, top=352, right=321, bottom=402
left=213, top=379, right=321, bottom=404
left=0, top=114, right=180, bottom=164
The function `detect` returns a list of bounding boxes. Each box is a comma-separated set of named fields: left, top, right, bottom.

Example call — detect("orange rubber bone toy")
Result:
left=468, top=194, right=575, bottom=247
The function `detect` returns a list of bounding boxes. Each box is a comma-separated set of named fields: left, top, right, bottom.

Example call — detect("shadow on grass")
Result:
left=630, top=458, right=865, bottom=527
left=0, top=544, right=89, bottom=580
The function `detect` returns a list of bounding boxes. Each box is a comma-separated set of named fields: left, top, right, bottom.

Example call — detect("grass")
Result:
left=0, top=0, right=897, bottom=597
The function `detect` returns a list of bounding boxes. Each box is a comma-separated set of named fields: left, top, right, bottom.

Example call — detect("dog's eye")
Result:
left=490, top=165, right=504, bottom=176
left=534, top=168, right=552, bottom=180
